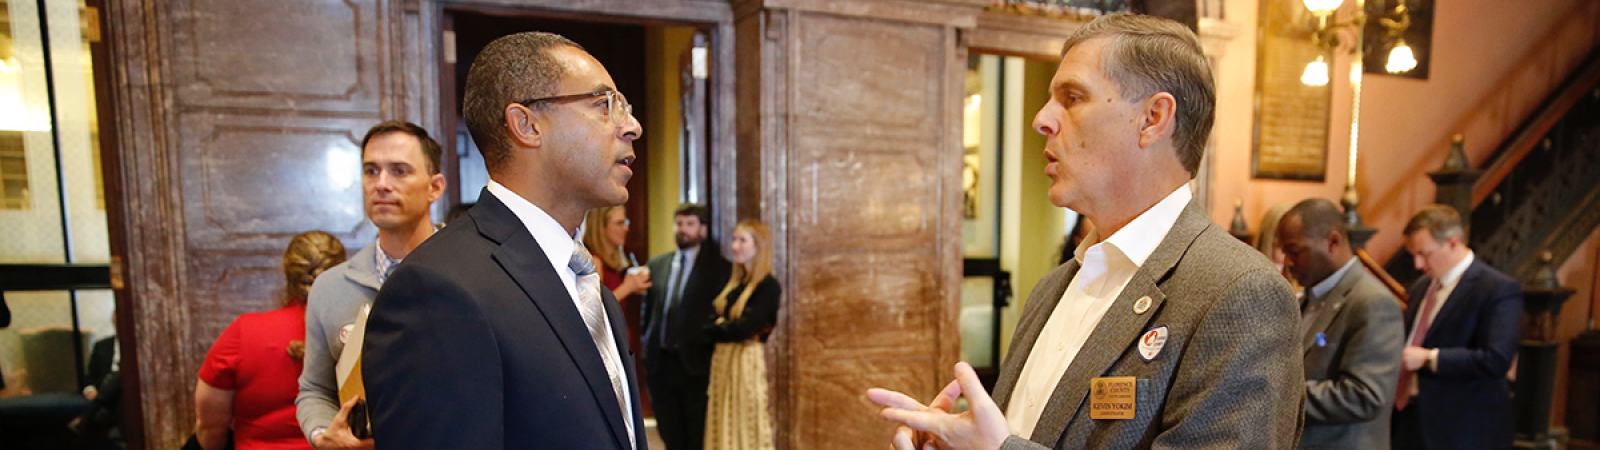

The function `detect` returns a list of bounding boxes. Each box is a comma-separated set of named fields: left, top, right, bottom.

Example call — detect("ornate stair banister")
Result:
left=1451, top=46, right=1600, bottom=279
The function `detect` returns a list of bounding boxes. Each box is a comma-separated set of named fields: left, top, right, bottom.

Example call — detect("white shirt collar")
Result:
left=1310, top=258, right=1359, bottom=300
left=1439, top=251, right=1475, bottom=287
left=485, top=179, right=577, bottom=282
left=1074, top=185, right=1193, bottom=269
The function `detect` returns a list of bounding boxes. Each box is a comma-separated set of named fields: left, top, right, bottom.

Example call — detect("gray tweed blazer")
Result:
left=992, top=200, right=1305, bottom=450
left=1298, top=264, right=1404, bottom=450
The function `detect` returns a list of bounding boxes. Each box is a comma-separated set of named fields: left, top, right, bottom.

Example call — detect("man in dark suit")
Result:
left=1278, top=199, right=1404, bottom=450
left=362, top=32, right=645, bottom=450
left=640, top=204, right=731, bottom=450
left=1392, top=205, right=1521, bottom=450
left=868, top=13, right=1303, bottom=450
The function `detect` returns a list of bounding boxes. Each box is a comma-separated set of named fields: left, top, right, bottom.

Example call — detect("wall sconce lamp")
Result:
left=1380, top=4, right=1417, bottom=73
left=1299, top=0, right=1413, bottom=247
left=1300, top=0, right=1414, bottom=86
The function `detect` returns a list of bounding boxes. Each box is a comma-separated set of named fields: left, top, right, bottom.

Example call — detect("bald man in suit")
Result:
left=1279, top=199, right=1404, bottom=450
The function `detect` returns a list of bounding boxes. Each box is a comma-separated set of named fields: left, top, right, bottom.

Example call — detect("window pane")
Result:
left=0, top=0, right=68, bottom=264
left=0, top=0, right=108, bottom=264
left=0, top=289, right=112, bottom=396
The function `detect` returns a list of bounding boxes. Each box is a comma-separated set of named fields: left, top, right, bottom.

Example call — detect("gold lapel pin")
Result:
left=1133, top=296, right=1153, bottom=315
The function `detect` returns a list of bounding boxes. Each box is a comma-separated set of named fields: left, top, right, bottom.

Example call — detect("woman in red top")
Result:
left=582, top=206, right=652, bottom=414
left=582, top=206, right=651, bottom=341
left=194, top=231, right=347, bottom=450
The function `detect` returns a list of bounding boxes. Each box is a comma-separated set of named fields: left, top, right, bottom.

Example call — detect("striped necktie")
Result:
left=569, top=241, right=635, bottom=448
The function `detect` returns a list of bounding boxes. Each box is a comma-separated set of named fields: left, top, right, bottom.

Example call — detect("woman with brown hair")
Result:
left=702, top=220, right=780, bottom=450
left=1254, top=202, right=1302, bottom=292
left=582, top=206, right=652, bottom=341
left=194, top=231, right=347, bottom=450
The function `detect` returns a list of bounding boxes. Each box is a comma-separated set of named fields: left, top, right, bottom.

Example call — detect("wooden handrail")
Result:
left=1356, top=249, right=1408, bottom=308
left=1472, top=48, right=1600, bottom=206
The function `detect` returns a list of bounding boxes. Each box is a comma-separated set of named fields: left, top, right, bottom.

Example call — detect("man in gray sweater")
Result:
left=297, top=121, right=445, bottom=450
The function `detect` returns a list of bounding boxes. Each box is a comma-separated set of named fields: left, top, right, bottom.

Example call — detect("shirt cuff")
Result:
left=1427, top=349, right=1440, bottom=372
left=309, top=427, right=326, bottom=447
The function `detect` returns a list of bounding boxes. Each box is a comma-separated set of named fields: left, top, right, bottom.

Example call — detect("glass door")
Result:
left=0, top=0, right=117, bottom=446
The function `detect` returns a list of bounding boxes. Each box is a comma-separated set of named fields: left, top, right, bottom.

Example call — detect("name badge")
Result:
left=1089, top=376, right=1137, bottom=420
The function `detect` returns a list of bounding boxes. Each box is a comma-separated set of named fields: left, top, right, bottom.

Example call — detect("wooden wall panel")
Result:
left=790, top=135, right=938, bottom=247
left=167, top=0, right=383, bottom=113
left=108, top=1, right=403, bottom=447
left=181, top=253, right=283, bottom=364
left=743, top=3, right=977, bottom=447
left=177, top=116, right=375, bottom=251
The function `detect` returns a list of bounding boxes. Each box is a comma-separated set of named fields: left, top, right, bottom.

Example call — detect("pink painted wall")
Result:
left=1206, top=0, right=1600, bottom=430
left=1208, top=0, right=1598, bottom=264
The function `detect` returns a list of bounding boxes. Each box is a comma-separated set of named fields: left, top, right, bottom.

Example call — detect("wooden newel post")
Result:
left=1513, top=251, right=1575, bottom=450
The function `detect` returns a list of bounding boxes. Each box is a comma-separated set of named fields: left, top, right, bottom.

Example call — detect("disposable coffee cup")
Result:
left=626, top=266, right=650, bottom=278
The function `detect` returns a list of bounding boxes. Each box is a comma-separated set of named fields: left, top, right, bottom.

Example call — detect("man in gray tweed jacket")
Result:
left=297, top=121, right=445, bottom=450
left=869, top=13, right=1304, bottom=450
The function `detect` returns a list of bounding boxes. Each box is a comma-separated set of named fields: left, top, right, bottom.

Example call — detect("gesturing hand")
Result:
left=866, top=362, right=1010, bottom=450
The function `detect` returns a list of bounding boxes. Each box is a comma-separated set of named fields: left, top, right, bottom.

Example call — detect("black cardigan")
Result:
left=703, top=275, right=781, bottom=343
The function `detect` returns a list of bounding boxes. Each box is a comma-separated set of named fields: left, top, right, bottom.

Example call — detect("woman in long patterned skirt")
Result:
left=703, top=220, right=780, bottom=450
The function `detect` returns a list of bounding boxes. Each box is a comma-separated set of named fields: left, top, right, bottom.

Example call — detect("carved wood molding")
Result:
left=968, top=9, right=1083, bottom=60
left=446, top=0, right=733, bottom=24
left=103, top=0, right=191, bottom=447
left=967, top=10, right=1240, bottom=62
left=736, top=0, right=985, bottom=27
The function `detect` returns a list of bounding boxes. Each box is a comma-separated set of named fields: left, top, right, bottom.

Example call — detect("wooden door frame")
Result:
left=421, top=0, right=741, bottom=237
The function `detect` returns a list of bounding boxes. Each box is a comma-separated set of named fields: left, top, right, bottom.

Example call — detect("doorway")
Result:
left=437, top=7, right=719, bottom=448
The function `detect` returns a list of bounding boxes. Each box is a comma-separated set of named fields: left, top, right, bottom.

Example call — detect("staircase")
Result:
left=1468, top=48, right=1600, bottom=279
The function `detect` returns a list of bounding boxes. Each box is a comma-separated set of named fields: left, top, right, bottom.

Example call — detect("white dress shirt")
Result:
left=485, top=180, right=635, bottom=445
left=1406, top=251, right=1474, bottom=395
left=1005, top=185, right=1192, bottom=438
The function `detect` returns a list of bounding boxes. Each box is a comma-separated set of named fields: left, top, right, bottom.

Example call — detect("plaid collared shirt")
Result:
left=375, top=244, right=400, bottom=284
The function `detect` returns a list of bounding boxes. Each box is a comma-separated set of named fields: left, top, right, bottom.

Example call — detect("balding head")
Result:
left=1277, top=198, right=1353, bottom=289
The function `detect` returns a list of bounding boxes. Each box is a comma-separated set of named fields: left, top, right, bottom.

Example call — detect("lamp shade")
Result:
left=1302, top=0, right=1343, bottom=15
left=1301, top=56, right=1330, bottom=86
left=1386, top=40, right=1418, bottom=73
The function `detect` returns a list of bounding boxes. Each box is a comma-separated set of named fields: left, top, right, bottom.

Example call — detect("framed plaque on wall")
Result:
left=1250, top=0, right=1331, bottom=181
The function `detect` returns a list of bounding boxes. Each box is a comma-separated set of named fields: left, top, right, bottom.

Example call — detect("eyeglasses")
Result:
left=517, top=90, right=633, bottom=126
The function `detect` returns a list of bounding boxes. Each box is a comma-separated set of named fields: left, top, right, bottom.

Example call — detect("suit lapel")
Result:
left=1028, top=201, right=1207, bottom=447
left=1423, top=261, right=1484, bottom=345
left=475, top=193, right=634, bottom=450
left=993, top=259, right=1080, bottom=411
left=1302, top=266, right=1363, bottom=354
left=1029, top=274, right=1167, bottom=446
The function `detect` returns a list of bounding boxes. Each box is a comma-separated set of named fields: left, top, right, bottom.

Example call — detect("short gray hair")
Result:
left=1060, top=13, right=1215, bottom=175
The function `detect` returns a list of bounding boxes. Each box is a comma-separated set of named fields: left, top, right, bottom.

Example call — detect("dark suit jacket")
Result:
left=992, top=200, right=1304, bottom=450
left=640, top=240, right=732, bottom=375
left=1300, top=264, right=1404, bottom=450
left=1401, top=257, right=1521, bottom=450
left=363, top=191, right=645, bottom=450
